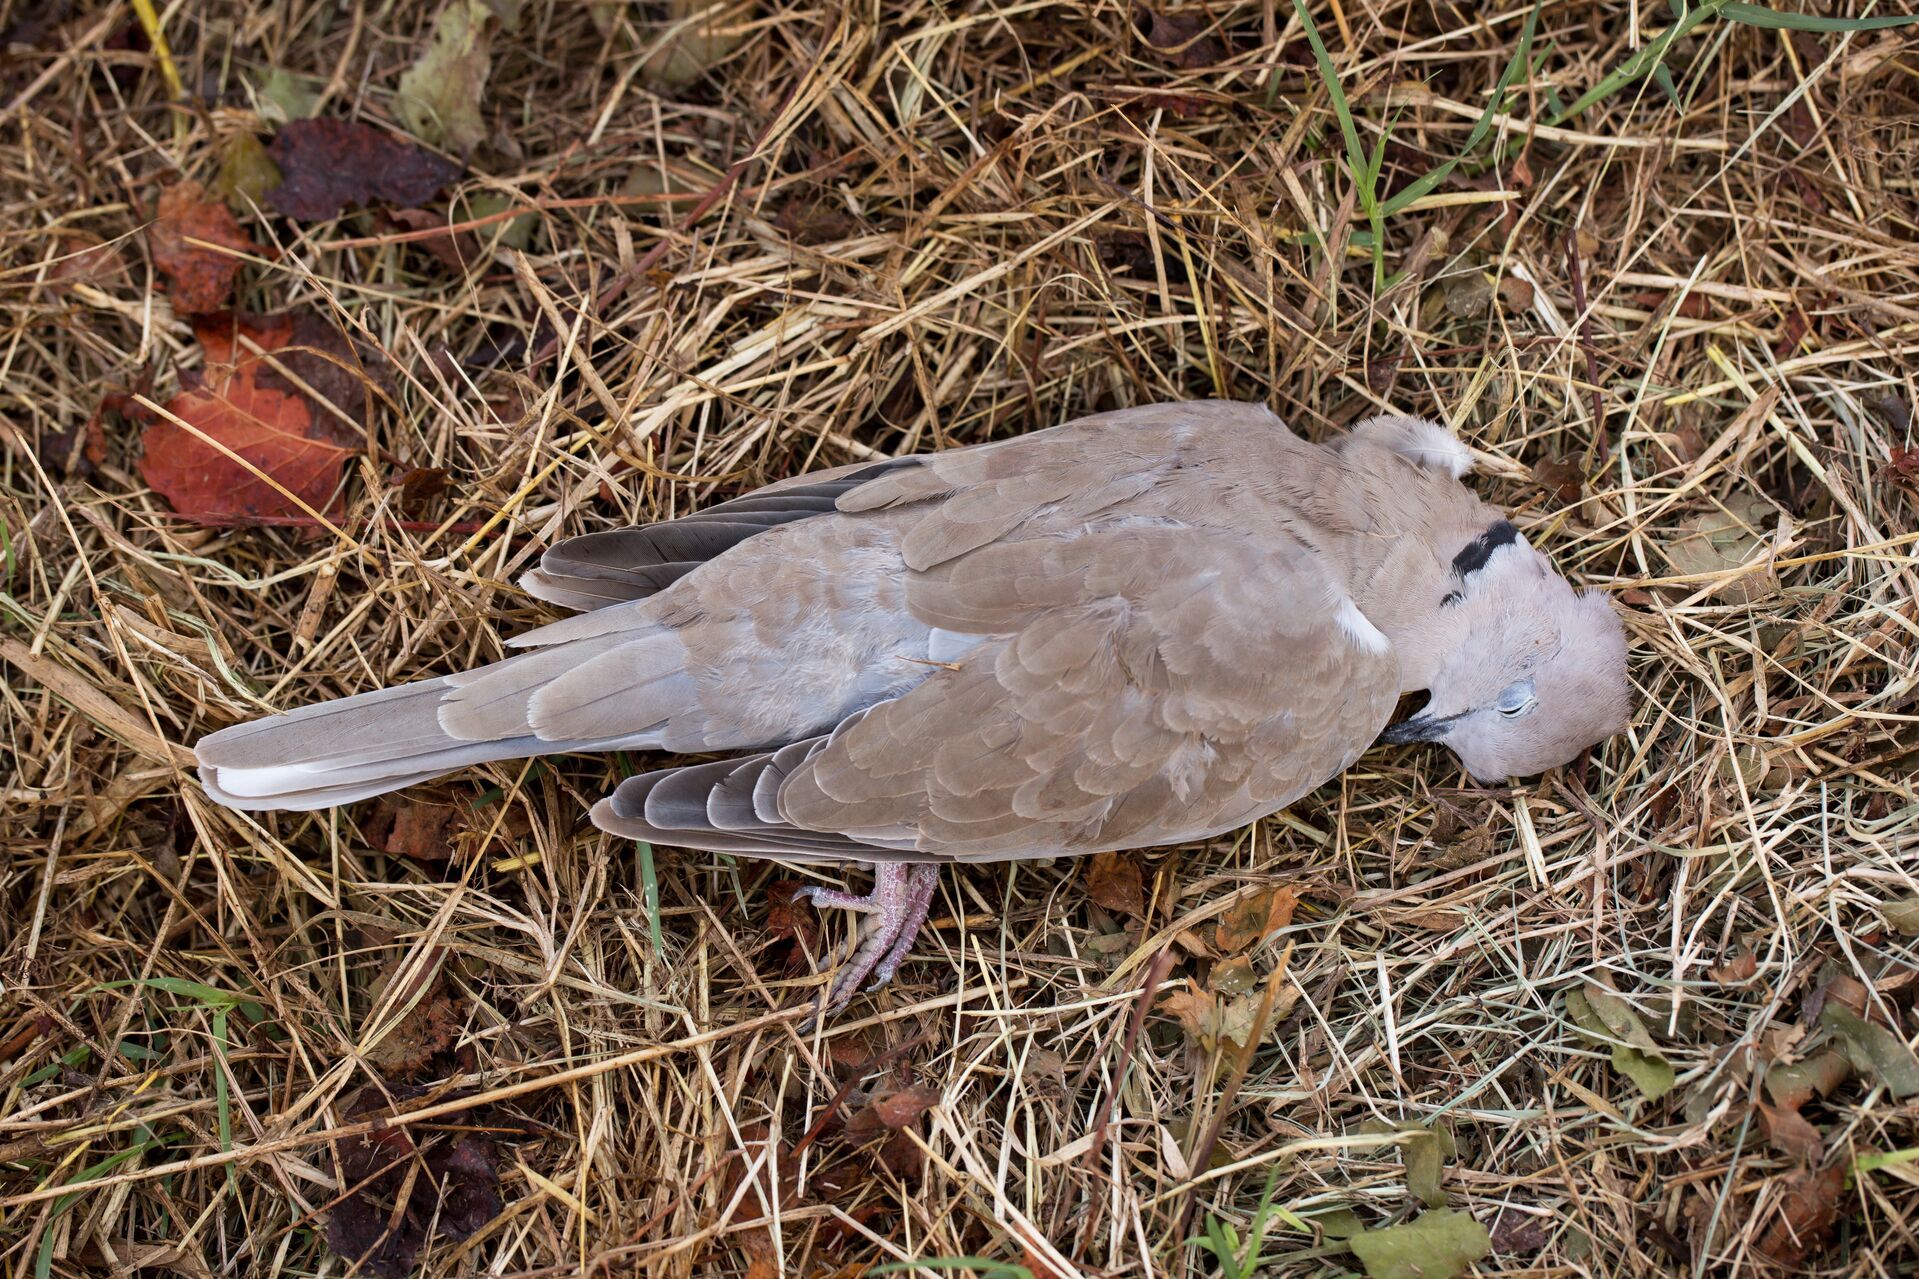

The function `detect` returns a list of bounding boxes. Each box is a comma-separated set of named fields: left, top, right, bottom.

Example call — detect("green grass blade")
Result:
left=1550, top=0, right=1725, bottom=124
left=1722, top=1, right=1919, bottom=29
left=637, top=840, right=664, bottom=953
left=1381, top=0, right=1542, bottom=217
left=1292, top=0, right=1366, bottom=185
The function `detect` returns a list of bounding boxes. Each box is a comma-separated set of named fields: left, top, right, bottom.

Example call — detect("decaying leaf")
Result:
left=1764, top=1048, right=1851, bottom=1112
left=1084, top=851, right=1146, bottom=918
left=1662, top=495, right=1776, bottom=603
left=844, top=1083, right=940, bottom=1142
left=259, top=67, right=319, bottom=122
left=147, top=181, right=261, bottom=314
left=1819, top=1004, right=1919, bottom=1099
left=1346, top=1208, right=1491, bottom=1279
left=1532, top=455, right=1584, bottom=506
left=364, top=951, right=465, bottom=1076
left=194, top=309, right=391, bottom=430
left=138, top=310, right=379, bottom=524
left=1133, top=4, right=1226, bottom=68
left=1214, top=884, right=1298, bottom=952
left=1488, top=1207, right=1549, bottom=1256
left=40, top=231, right=128, bottom=295
left=1885, top=445, right=1919, bottom=495
left=377, top=796, right=462, bottom=862
left=640, top=0, right=746, bottom=90
left=396, top=0, right=498, bottom=154
left=139, top=372, right=347, bottom=522
left=1882, top=897, right=1919, bottom=936
left=1755, top=1164, right=1845, bottom=1266
left=1565, top=984, right=1675, bottom=1101
left=1708, top=943, right=1757, bottom=985
left=213, top=132, right=283, bottom=210
left=1759, top=1101, right=1824, bottom=1163
left=1360, top=1120, right=1455, bottom=1208
left=267, top=119, right=464, bottom=222
left=327, top=1091, right=502, bottom=1279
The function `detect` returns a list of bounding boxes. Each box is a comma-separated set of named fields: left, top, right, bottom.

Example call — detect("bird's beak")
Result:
left=1380, top=711, right=1462, bottom=745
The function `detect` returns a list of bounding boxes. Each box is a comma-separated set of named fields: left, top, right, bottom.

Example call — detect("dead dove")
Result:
left=196, top=401, right=1631, bottom=1015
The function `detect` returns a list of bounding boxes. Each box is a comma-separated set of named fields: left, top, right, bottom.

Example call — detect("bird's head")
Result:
left=1381, top=524, right=1632, bottom=782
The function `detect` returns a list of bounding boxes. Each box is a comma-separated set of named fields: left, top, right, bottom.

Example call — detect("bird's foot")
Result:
left=793, top=862, right=940, bottom=1020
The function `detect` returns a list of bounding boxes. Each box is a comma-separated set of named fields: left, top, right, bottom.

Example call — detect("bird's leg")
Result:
left=793, top=862, right=941, bottom=1014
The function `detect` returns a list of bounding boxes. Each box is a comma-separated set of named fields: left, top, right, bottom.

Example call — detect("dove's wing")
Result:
left=597, top=520, right=1401, bottom=863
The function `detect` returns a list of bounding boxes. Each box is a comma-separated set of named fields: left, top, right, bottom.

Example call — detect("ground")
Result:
left=3, top=1, right=1919, bottom=1276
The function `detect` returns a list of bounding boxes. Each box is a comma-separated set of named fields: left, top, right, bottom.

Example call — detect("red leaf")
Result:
left=1886, top=446, right=1919, bottom=494
left=147, top=181, right=260, bottom=314
left=139, top=374, right=352, bottom=523
left=1084, top=851, right=1147, bottom=918
left=379, top=797, right=462, bottom=862
left=268, top=119, right=464, bottom=222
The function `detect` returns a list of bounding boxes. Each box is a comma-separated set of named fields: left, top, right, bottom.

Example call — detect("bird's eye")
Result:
left=1496, top=680, right=1537, bottom=718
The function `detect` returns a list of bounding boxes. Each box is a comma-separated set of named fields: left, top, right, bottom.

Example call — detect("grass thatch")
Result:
left=4, top=0, right=1919, bottom=1275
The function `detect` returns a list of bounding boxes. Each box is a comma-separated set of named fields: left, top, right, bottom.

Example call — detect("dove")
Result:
left=195, top=400, right=1631, bottom=1015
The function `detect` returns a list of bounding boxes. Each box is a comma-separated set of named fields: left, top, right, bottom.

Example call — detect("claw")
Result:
left=793, top=862, right=941, bottom=1021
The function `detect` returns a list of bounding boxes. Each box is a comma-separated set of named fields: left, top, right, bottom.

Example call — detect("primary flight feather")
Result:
left=197, top=401, right=1632, bottom=1014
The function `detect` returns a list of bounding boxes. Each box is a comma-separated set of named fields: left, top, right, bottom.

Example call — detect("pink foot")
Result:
left=793, top=862, right=941, bottom=1018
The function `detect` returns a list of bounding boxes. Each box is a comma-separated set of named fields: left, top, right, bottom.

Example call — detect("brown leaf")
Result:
left=1708, top=943, right=1758, bottom=985
left=196, top=308, right=391, bottom=433
left=1488, top=1207, right=1548, bottom=1256
left=383, top=207, right=481, bottom=272
left=1532, top=455, right=1584, bottom=506
left=1765, top=1048, right=1851, bottom=1112
left=267, top=119, right=464, bottom=222
left=41, top=232, right=128, bottom=295
left=147, top=181, right=261, bottom=314
left=326, top=1091, right=501, bottom=1279
left=395, top=465, right=452, bottom=515
left=1885, top=446, right=1919, bottom=495
left=1134, top=4, right=1226, bottom=68
left=1759, top=1101, right=1824, bottom=1163
left=772, top=197, right=856, bottom=243
left=764, top=877, right=821, bottom=975
left=876, top=1129, right=923, bottom=1181
left=1214, top=884, right=1298, bottom=952
left=381, top=797, right=461, bottom=862
left=1084, top=851, right=1147, bottom=918
left=844, top=1083, right=940, bottom=1141
left=1157, top=983, right=1214, bottom=1042
left=365, top=953, right=465, bottom=1077
left=1756, top=1164, right=1844, bottom=1266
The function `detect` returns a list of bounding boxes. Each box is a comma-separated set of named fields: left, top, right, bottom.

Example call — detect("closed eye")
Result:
left=1495, top=680, right=1537, bottom=718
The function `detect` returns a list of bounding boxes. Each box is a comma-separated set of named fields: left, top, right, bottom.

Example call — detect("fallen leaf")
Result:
left=259, top=67, right=319, bottom=122
left=326, top=1092, right=502, bottom=1279
left=1820, top=1004, right=1919, bottom=1099
left=396, top=0, right=498, bottom=154
left=40, top=232, right=128, bottom=295
left=139, top=311, right=377, bottom=524
left=33, top=412, right=107, bottom=479
left=380, top=797, right=462, bottom=862
left=1133, top=4, right=1226, bottom=68
left=1765, top=1048, right=1851, bottom=1111
left=1488, top=1207, right=1548, bottom=1255
left=364, top=952, right=465, bottom=1077
left=1662, top=496, right=1776, bottom=603
left=267, top=119, right=464, bottom=222
left=139, top=372, right=350, bottom=522
left=1885, top=446, right=1919, bottom=496
left=640, top=0, right=745, bottom=89
left=1755, top=1164, right=1844, bottom=1266
left=1759, top=1100, right=1824, bottom=1163
left=1566, top=984, right=1675, bottom=1101
left=193, top=309, right=391, bottom=431
left=1158, top=984, right=1214, bottom=1042
left=1084, top=851, right=1146, bottom=918
left=1346, top=1208, right=1490, bottom=1279
left=1884, top=897, right=1919, bottom=935
left=1532, top=455, right=1584, bottom=506
left=147, top=181, right=260, bottom=314
left=844, top=1083, right=940, bottom=1141
left=395, top=465, right=453, bottom=515
left=763, top=876, right=820, bottom=975
left=1214, top=884, right=1298, bottom=952
left=213, top=132, right=283, bottom=211
left=1709, top=944, right=1757, bottom=985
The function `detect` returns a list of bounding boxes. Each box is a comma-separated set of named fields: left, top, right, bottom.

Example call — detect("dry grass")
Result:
left=4, top=0, right=1919, bottom=1275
